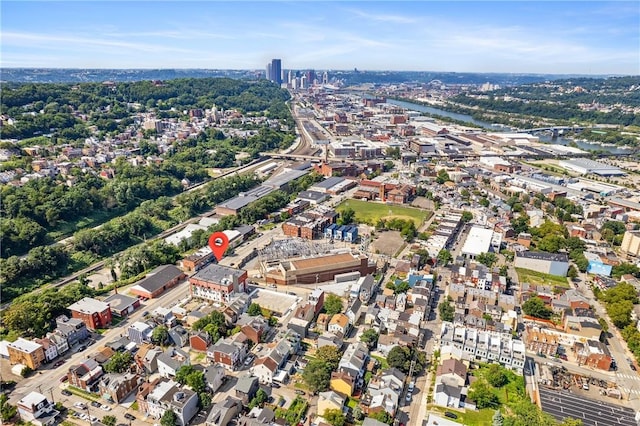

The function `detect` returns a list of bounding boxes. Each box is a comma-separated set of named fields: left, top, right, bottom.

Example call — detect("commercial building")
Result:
left=67, top=297, right=112, bottom=330
left=558, top=159, right=625, bottom=177
left=621, top=230, right=640, bottom=257
left=263, top=251, right=376, bottom=286
left=103, top=293, right=140, bottom=317
left=460, top=226, right=498, bottom=259
left=129, top=265, right=186, bottom=300
left=189, top=264, right=248, bottom=304
left=514, top=251, right=569, bottom=277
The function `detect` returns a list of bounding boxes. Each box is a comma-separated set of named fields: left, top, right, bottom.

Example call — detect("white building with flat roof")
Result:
left=460, top=226, right=496, bottom=259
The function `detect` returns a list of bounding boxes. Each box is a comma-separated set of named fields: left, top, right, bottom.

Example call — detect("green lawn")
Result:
left=430, top=405, right=494, bottom=425
left=516, top=268, right=569, bottom=288
left=371, top=355, right=389, bottom=370
left=336, top=199, right=430, bottom=227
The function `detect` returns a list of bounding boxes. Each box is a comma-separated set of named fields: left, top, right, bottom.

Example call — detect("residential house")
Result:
left=346, top=299, right=362, bottom=326
left=67, top=358, right=103, bottom=391
left=205, top=396, right=243, bottom=426
left=207, top=336, right=247, bottom=371
left=252, top=357, right=279, bottom=385
left=339, top=342, right=369, bottom=380
left=103, top=293, right=141, bottom=317
left=45, top=333, right=70, bottom=356
left=190, top=332, right=212, bottom=352
left=330, top=370, right=356, bottom=397
left=235, top=376, right=259, bottom=404
left=99, top=372, right=143, bottom=403
left=157, top=348, right=190, bottom=378
left=317, top=332, right=343, bottom=350
left=17, top=392, right=59, bottom=426
left=168, top=326, right=190, bottom=348
left=135, top=344, right=162, bottom=374
left=318, top=391, right=346, bottom=417
left=8, top=338, right=45, bottom=370
left=34, top=338, right=58, bottom=363
left=525, top=328, right=559, bottom=356
left=436, top=359, right=467, bottom=388
left=54, top=315, right=89, bottom=347
left=203, top=365, right=226, bottom=393
left=240, top=316, right=268, bottom=344
left=68, top=297, right=112, bottom=330
left=328, top=313, right=350, bottom=336
left=237, top=406, right=276, bottom=426
left=144, top=379, right=198, bottom=426
left=376, top=334, right=397, bottom=357
left=128, top=322, right=153, bottom=344
left=434, top=382, right=462, bottom=408
left=363, top=368, right=405, bottom=417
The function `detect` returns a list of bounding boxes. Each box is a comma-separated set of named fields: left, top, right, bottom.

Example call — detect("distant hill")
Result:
left=0, top=68, right=614, bottom=86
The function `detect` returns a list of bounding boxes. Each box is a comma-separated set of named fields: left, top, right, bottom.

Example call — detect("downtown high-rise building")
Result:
left=267, top=59, right=282, bottom=85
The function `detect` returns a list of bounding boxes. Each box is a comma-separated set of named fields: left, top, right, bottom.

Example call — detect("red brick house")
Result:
left=68, top=297, right=112, bottom=330
left=189, top=333, right=212, bottom=352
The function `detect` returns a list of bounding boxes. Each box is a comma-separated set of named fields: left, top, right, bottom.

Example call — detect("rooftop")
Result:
left=68, top=297, right=110, bottom=314
left=191, top=264, right=246, bottom=284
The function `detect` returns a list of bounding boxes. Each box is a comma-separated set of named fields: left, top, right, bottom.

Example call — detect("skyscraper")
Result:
left=270, top=59, right=282, bottom=85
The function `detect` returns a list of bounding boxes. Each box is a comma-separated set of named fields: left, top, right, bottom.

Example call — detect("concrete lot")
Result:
left=250, top=288, right=299, bottom=315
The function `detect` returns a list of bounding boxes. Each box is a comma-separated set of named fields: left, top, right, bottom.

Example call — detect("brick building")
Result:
left=68, top=297, right=112, bottom=330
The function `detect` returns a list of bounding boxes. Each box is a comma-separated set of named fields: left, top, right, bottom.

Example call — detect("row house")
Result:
left=251, top=330, right=300, bottom=385
left=99, top=372, right=143, bottom=403
left=525, top=328, right=559, bottom=356
left=207, top=335, right=248, bottom=371
left=440, top=322, right=525, bottom=373
left=361, top=368, right=405, bottom=417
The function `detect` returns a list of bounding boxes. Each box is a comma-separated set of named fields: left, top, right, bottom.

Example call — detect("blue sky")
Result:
left=2, top=1, right=639, bottom=74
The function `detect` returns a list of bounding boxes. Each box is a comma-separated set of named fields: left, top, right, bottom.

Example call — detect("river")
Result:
left=387, top=98, right=630, bottom=154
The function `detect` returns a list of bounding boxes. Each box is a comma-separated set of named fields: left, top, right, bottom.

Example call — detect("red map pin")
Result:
left=208, top=232, right=229, bottom=261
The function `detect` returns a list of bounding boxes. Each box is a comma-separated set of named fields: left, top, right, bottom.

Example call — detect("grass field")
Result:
left=516, top=268, right=569, bottom=288
left=336, top=199, right=430, bottom=227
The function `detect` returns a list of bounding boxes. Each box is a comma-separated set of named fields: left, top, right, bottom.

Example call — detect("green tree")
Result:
left=302, top=359, right=332, bottom=393
left=316, top=346, right=342, bottom=370
left=249, top=388, right=268, bottom=409
left=469, top=380, right=499, bottom=409
left=439, top=299, right=455, bottom=322
left=387, top=346, right=411, bottom=373
left=338, top=207, right=356, bottom=225
left=160, top=409, right=178, bottom=426
left=0, top=394, right=17, bottom=422
left=360, top=329, right=379, bottom=348
left=608, top=299, right=634, bottom=329
left=522, top=296, right=553, bottom=320
left=567, top=265, right=578, bottom=279
left=323, top=408, right=346, bottom=426
left=103, top=351, right=133, bottom=373
left=102, top=415, right=117, bottom=426
left=560, top=418, right=584, bottom=426
left=476, top=252, right=497, bottom=268
left=152, top=325, right=169, bottom=345
left=436, top=169, right=450, bottom=184
left=175, top=365, right=196, bottom=385
left=323, top=294, right=344, bottom=315
left=369, top=410, right=393, bottom=424
left=437, top=249, right=452, bottom=266
left=461, top=211, right=473, bottom=223
left=247, top=303, right=262, bottom=316
left=486, top=364, right=509, bottom=388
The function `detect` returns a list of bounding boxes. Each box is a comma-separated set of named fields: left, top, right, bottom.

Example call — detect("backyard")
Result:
left=516, top=268, right=569, bottom=289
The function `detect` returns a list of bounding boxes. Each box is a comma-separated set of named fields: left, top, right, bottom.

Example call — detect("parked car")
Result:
left=295, top=390, right=305, bottom=395
left=60, top=375, right=68, bottom=382
left=445, top=412, right=458, bottom=419
left=271, top=383, right=281, bottom=388
left=74, top=402, right=87, bottom=410
left=100, top=405, right=111, bottom=411
left=405, top=393, right=412, bottom=402
left=61, top=389, right=72, bottom=396
left=91, top=401, right=101, bottom=408
left=124, top=413, right=136, bottom=421
left=53, top=360, right=65, bottom=368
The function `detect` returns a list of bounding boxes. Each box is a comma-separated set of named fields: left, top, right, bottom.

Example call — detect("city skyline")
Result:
left=1, top=1, right=639, bottom=75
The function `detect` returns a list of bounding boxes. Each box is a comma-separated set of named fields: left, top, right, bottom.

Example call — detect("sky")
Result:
left=1, top=1, right=639, bottom=75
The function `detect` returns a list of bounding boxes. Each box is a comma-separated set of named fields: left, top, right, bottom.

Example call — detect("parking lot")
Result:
left=539, top=386, right=637, bottom=426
